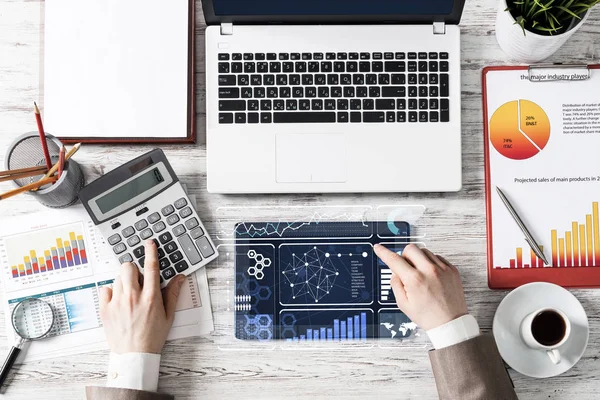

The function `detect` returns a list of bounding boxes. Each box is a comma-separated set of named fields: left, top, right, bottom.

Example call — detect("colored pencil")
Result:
left=0, top=169, right=48, bottom=183
left=0, top=166, right=47, bottom=178
left=0, top=176, right=58, bottom=201
left=33, top=102, right=53, bottom=170
left=30, top=143, right=81, bottom=192
left=58, top=145, right=66, bottom=179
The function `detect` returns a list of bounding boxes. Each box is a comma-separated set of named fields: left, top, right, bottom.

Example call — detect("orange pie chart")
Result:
left=489, top=100, right=551, bottom=160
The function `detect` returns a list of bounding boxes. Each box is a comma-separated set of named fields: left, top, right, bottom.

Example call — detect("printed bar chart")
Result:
left=503, top=202, right=599, bottom=268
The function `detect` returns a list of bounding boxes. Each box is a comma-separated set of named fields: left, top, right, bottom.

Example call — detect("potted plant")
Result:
left=496, top=0, right=599, bottom=63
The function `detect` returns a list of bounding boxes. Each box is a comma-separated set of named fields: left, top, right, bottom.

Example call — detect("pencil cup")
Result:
left=4, top=132, right=85, bottom=208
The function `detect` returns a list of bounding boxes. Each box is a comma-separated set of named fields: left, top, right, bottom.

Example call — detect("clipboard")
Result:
left=483, top=64, right=600, bottom=289
left=42, top=0, right=196, bottom=144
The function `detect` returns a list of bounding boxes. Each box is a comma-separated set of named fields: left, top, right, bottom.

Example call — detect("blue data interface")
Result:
left=234, top=221, right=415, bottom=341
left=213, top=0, right=454, bottom=16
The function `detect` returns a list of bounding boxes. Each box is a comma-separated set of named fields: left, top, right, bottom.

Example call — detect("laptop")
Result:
left=203, top=0, right=465, bottom=193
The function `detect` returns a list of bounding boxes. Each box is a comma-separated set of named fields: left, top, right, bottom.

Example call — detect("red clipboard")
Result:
left=483, top=65, right=600, bottom=289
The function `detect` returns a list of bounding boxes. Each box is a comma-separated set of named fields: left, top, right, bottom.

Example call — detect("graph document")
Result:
left=0, top=201, right=213, bottom=361
left=232, top=221, right=417, bottom=342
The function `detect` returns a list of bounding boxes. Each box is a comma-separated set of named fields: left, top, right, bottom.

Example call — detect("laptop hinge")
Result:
left=221, top=23, right=233, bottom=36
left=433, top=22, right=445, bottom=35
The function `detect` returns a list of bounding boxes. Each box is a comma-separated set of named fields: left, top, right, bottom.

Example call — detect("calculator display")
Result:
left=96, top=168, right=164, bottom=213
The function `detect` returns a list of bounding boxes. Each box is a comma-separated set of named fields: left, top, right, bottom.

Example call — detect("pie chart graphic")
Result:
left=489, top=100, right=551, bottom=160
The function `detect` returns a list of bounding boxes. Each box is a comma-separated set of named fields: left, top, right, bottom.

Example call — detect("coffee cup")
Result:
left=520, top=307, right=571, bottom=364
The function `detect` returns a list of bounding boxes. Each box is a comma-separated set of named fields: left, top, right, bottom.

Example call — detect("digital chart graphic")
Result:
left=489, top=99, right=551, bottom=160
left=499, top=201, right=599, bottom=268
left=379, top=310, right=417, bottom=340
left=280, top=309, right=372, bottom=342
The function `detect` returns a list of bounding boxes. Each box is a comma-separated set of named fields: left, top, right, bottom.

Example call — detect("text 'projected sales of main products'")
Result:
left=490, top=99, right=551, bottom=160
left=3, top=223, right=93, bottom=291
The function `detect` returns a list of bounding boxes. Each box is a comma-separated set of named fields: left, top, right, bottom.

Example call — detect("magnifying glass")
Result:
left=0, top=298, right=55, bottom=388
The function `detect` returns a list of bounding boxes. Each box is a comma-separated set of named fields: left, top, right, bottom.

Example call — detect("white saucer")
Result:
left=493, top=282, right=589, bottom=378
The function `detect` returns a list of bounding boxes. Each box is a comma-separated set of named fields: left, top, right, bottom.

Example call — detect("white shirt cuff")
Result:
left=107, top=352, right=161, bottom=392
left=426, top=314, right=481, bottom=350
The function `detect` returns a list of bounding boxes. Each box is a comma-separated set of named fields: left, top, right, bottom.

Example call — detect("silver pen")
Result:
left=496, top=187, right=550, bottom=266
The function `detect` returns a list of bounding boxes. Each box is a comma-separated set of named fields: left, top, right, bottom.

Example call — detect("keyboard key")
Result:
left=419, top=99, right=428, bottom=110
left=243, top=53, right=253, bottom=60
left=108, top=234, right=122, bottom=245
left=440, top=52, right=449, bottom=59
left=349, top=52, right=359, bottom=60
left=218, top=88, right=239, bottom=99
left=341, top=74, right=352, bottom=85
left=337, top=100, right=349, bottom=110
left=327, top=75, right=339, bottom=85
left=161, top=205, right=175, bottom=216
left=429, top=52, right=438, bottom=59
left=347, top=62, right=358, bottom=73
left=419, top=86, right=428, bottom=97
left=372, top=52, right=382, bottom=60
left=440, top=61, right=449, bottom=72
left=264, top=74, right=275, bottom=85
left=248, top=113, right=259, bottom=123
left=408, top=62, right=417, bottom=72
left=119, top=254, right=133, bottom=264
left=429, top=74, right=439, bottom=85
left=419, top=74, right=428, bottom=84
left=179, top=207, right=193, bottom=219
left=255, top=53, right=266, bottom=60
left=190, top=227, right=205, bottom=239
left=218, top=75, right=236, bottom=86
left=219, top=100, right=246, bottom=111
left=243, top=62, right=255, bottom=73
left=291, top=53, right=300, bottom=60
left=441, top=99, right=450, bottom=122
left=418, top=52, right=427, bottom=59
left=382, top=86, right=406, bottom=98
left=251, top=75, right=262, bottom=85
left=440, top=74, right=449, bottom=97
left=248, top=100, right=259, bottom=111
left=241, top=88, right=253, bottom=99
left=159, top=232, right=173, bottom=245
left=409, top=111, right=418, bottom=122
left=195, top=236, right=215, bottom=258
left=360, top=52, right=370, bottom=60
left=430, top=86, right=439, bottom=97
left=135, top=208, right=148, bottom=217
left=178, top=234, right=203, bottom=265
left=385, top=62, right=405, bottom=72
left=350, top=99, right=362, bottom=110
left=169, top=251, right=183, bottom=263
left=343, top=87, right=355, bottom=97
left=409, top=99, right=418, bottom=109
left=363, top=99, right=374, bottom=110
left=430, top=99, right=439, bottom=109
left=273, top=112, right=336, bottom=123
left=231, top=62, right=242, bottom=73
left=218, top=53, right=229, bottom=60
left=359, top=62, right=370, bottom=72
left=408, top=87, right=417, bottom=97
left=282, top=62, right=293, bottom=73
left=356, top=87, right=368, bottom=97
left=353, top=74, right=365, bottom=85
left=122, top=226, right=135, bottom=238
left=302, top=53, right=312, bottom=60
left=376, top=99, right=395, bottom=110
left=298, top=100, right=309, bottom=110
left=261, top=112, right=272, bottom=123
left=167, top=214, right=180, bottom=226
left=386, top=111, right=395, bottom=122
left=308, top=62, right=319, bottom=73
left=113, top=243, right=127, bottom=255
left=334, top=62, right=345, bottom=72
left=395, top=52, right=406, bottom=59
left=418, top=61, right=428, bottom=72
left=153, top=221, right=166, bottom=233
left=419, top=111, right=428, bottom=122
left=133, top=245, right=145, bottom=259
left=429, top=61, right=439, bottom=72
left=397, top=99, right=406, bottom=110
left=270, top=62, right=281, bottom=73
left=159, top=258, right=170, bottom=270
left=140, top=228, right=153, bottom=240
left=261, top=100, right=272, bottom=110
left=363, top=112, right=385, bottom=123
left=311, top=99, right=323, bottom=110
left=286, top=100, right=298, bottom=111
left=218, top=62, right=229, bottom=73
left=306, top=87, right=317, bottom=98
left=384, top=52, right=394, bottom=60
left=127, top=235, right=141, bottom=247
left=174, top=198, right=187, bottom=209
left=157, top=248, right=166, bottom=259
left=337, top=52, right=347, bottom=60
left=430, top=111, right=440, bottom=122
left=302, top=75, right=313, bottom=86
left=164, top=241, right=178, bottom=254
left=372, top=62, right=383, bottom=72
left=365, top=74, right=376, bottom=85
left=295, top=61, right=307, bottom=73
left=397, top=111, right=406, bottom=122
left=332, top=87, right=343, bottom=97
left=267, top=53, right=277, bottom=60
left=369, top=87, right=380, bottom=97
left=292, top=87, right=303, bottom=98
left=408, top=74, right=417, bottom=85
left=162, top=267, right=176, bottom=280
left=315, top=74, right=326, bottom=85
left=350, top=111, right=361, bottom=122
left=392, top=74, right=406, bottom=84
left=173, top=224, right=187, bottom=237
left=254, top=87, right=266, bottom=98
left=174, top=260, right=189, bottom=273
left=279, top=53, right=289, bottom=60
left=235, top=113, right=246, bottom=124
left=408, top=52, right=417, bottom=59
left=314, top=53, right=324, bottom=60
left=274, top=99, right=285, bottom=110
left=139, top=256, right=145, bottom=268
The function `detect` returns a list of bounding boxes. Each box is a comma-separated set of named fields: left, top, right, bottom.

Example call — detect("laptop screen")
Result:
left=212, top=0, right=455, bottom=16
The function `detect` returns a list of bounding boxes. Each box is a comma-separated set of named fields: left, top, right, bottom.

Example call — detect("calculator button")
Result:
left=195, top=237, right=215, bottom=258
left=161, top=205, right=175, bottom=216
left=185, top=218, right=199, bottom=230
left=162, top=267, right=176, bottom=280
left=159, top=258, right=170, bottom=270
left=127, top=235, right=141, bottom=247
left=122, top=226, right=135, bottom=238
left=113, top=243, right=127, bottom=255
left=166, top=214, right=180, bottom=226
left=157, top=248, right=166, bottom=259
left=148, top=212, right=161, bottom=224
left=174, top=198, right=188, bottom=209
left=139, top=256, right=145, bottom=268
left=174, top=260, right=189, bottom=273
left=140, top=228, right=153, bottom=240
left=153, top=221, right=166, bottom=233
left=164, top=241, right=178, bottom=254
left=108, top=234, right=122, bottom=245
left=179, top=207, right=193, bottom=219
left=159, top=232, right=173, bottom=244
left=118, top=254, right=133, bottom=264
left=178, top=234, right=202, bottom=265
left=135, top=207, right=149, bottom=216
left=190, top=227, right=204, bottom=240
left=133, top=245, right=145, bottom=259
left=134, top=219, right=148, bottom=231
left=111, top=222, right=121, bottom=230
left=173, top=224, right=187, bottom=237
left=169, top=251, right=183, bottom=263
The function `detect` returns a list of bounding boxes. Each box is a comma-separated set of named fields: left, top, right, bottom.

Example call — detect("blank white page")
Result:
left=43, top=0, right=189, bottom=139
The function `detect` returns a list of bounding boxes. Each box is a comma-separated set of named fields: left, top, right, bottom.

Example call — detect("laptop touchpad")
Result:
left=276, top=133, right=347, bottom=183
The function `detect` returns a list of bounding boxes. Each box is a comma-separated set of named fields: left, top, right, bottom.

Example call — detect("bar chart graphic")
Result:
left=500, top=201, right=599, bottom=268
left=3, top=222, right=93, bottom=291
left=280, top=309, right=373, bottom=341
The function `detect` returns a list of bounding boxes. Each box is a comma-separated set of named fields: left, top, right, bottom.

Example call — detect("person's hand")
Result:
left=99, top=239, right=186, bottom=354
left=374, top=243, right=467, bottom=331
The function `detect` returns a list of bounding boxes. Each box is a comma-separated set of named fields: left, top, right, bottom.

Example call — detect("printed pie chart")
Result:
left=489, top=100, right=551, bottom=160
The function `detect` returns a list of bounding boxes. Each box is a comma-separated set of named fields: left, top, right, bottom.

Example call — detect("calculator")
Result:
left=79, top=149, right=218, bottom=287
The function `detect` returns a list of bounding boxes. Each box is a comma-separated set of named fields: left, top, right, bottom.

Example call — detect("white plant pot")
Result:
left=495, top=0, right=590, bottom=63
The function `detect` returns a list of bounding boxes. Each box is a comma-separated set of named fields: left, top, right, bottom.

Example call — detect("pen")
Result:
left=496, top=187, right=550, bottom=266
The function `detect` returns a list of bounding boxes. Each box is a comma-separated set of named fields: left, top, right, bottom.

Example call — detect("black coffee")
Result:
left=531, top=310, right=566, bottom=346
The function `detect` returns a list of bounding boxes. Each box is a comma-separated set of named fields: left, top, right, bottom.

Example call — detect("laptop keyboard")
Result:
left=217, top=52, right=450, bottom=124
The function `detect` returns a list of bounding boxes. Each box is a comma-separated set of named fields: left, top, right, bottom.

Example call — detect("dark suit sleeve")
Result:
left=428, top=334, right=517, bottom=400
left=85, top=386, right=174, bottom=400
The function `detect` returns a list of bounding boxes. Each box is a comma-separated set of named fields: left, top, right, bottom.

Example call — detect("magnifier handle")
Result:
left=0, top=346, right=22, bottom=388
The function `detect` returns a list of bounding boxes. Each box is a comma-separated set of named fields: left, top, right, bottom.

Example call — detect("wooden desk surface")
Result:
left=1, top=0, right=599, bottom=398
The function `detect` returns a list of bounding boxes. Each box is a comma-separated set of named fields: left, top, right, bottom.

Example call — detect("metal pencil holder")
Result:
left=4, top=132, right=85, bottom=208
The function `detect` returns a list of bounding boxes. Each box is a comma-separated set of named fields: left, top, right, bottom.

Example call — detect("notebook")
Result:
left=483, top=65, right=600, bottom=289
left=42, top=0, right=195, bottom=143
